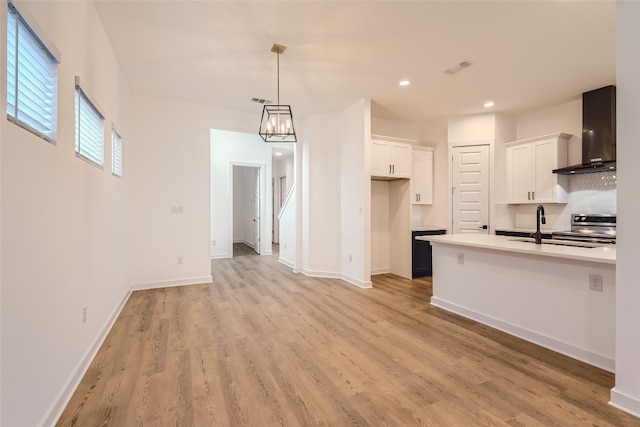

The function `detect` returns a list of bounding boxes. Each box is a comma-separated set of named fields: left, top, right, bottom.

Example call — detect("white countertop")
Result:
left=416, top=233, right=616, bottom=265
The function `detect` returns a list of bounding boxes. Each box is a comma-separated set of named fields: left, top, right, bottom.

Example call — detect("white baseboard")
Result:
left=430, top=296, right=615, bottom=372
left=279, top=257, right=295, bottom=269
left=300, top=268, right=341, bottom=279
left=300, top=269, right=372, bottom=289
left=131, top=275, right=213, bottom=291
left=261, top=250, right=273, bottom=256
left=42, top=289, right=131, bottom=427
left=341, top=273, right=373, bottom=289
left=610, top=388, right=640, bottom=418
left=211, top=253, right=231, bottom=259
left=241, top=240, right=255, bottom=249
left=371, top=268, right=390, bottom=275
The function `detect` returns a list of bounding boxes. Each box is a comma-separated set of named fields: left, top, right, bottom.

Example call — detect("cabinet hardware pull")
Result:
left=528, top=191, right=531, bottom=200
left=389, top=164, right=392, bottom=174
left=532, top=191, right=535, bottom=200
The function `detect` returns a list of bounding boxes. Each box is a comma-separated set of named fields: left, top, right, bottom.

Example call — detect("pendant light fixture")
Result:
left=259, top=44, right=297, bottom=143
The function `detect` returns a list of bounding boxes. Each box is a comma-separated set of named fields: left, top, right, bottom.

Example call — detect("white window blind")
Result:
left=6, top=3, right=58, bottom=142
left=75, top=85, right=104, bottom=167
left=112, top=128, right=122, bottom=177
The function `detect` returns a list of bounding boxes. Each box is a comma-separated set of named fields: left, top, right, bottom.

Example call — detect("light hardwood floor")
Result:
left=57, top=244, right=640, bottom=426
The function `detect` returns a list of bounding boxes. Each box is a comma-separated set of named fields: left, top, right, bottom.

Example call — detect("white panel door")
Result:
left=452, top=145, right=490, bottom=234
left=253, top=169, right=261, bottom=254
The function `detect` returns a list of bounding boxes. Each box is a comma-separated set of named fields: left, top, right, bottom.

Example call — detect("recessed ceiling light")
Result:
left=275, top=152, right=282, bottom=156
left=483, top=100, right=495, bottom=108
left=399, top=80, right=411, bottom=87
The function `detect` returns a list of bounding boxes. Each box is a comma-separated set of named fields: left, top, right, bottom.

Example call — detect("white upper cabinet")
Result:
left=371, top=138, right=411, bottom=179
left=505, top=133, right=570, bottom=204
left=411, top=148, right=433, bottom=204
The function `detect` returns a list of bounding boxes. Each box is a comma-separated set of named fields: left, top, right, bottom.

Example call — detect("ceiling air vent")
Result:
left=251, top=97, right=272, bottom=104
left=444, top=60, right=474, bottom=75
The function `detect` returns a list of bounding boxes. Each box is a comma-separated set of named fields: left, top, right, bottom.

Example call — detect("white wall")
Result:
left=0, top=1, right=130, bottom=425
left=611, top=0, right=640, bottom=417
left=341, top=99, right=370, bottom=287
left=301, top=99, right=370, bottom=287
left=129, top=94, right=215, bottom=289
left=301, top=113, right=342, bottom=276
left=448, top=113, right=496, bottom=142
left=372, top=116, right=422, bottom=142
left=210, top=130, right=273, bottom=258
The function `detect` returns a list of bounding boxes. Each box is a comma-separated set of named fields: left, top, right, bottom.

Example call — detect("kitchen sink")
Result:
left=509, top=238, right=601, bottom=249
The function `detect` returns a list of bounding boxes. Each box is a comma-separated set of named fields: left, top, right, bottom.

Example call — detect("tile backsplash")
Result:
left=567, top=171, right=617, bottom=213
left=507, top=171, right=616, bottom=231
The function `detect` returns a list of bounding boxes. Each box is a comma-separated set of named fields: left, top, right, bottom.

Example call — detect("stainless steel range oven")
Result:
left=552, top=214, right=616, bottom=245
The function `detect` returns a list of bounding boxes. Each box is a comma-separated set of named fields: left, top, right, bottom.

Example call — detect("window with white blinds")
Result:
left=6, top=3, right=58, bottom=142
left=75, top=85, right=104, bottom=167
left=112, top=128, right=122, bottom=177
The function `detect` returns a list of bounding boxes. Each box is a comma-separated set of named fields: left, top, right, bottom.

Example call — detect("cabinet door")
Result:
left=412, top=150, right=433, bottom=204
left=390, top=143, right=411, bottom=178
left=371, top=140, right=391, bottom=177
left=533, top=138, right=560, bottom=202
left=506, top=143, right=533, bottom=203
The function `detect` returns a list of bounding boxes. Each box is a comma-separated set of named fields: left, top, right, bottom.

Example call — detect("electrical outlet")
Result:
left=348, top=254, right=353, bottom=262
left=82, top=306, right=87, bottom=324
left=284, top=244, right=287, bottom=250
left=457, top=253, right=464, bottom=265
left=177, top=256, right=184, bottom=265
left=589, top=274, right=603, bottom=292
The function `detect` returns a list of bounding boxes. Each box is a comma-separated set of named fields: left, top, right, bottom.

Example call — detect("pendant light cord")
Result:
left=276, top=51, right=280, bottom=105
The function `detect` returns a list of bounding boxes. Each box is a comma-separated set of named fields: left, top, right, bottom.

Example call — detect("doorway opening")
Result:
left=232, top=165, right=262, bottom=257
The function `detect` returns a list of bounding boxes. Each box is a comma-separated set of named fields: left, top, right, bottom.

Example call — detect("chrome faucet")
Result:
left=535, top=205, right=546, bottom=244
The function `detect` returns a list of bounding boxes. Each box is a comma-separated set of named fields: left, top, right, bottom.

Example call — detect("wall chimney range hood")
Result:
left=553, top=85, right=616, bottom=175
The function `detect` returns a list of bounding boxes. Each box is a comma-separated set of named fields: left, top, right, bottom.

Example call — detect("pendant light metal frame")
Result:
left=259, top=44, right=297, bottom=143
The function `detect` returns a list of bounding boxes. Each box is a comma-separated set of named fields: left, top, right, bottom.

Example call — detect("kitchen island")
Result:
left=417, top=234, right=616, bottom=371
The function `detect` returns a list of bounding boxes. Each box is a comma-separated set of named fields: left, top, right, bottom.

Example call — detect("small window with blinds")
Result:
left=6, top=3, right=58, bottom=142
left=111, top=127, right=122, bottom=177
left=75, top=81, right=104, bottom=167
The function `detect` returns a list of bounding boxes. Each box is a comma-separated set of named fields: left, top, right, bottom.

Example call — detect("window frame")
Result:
left=111, top=126, right=122, bottom=177
left=6, top=2, right=60, bottom=143
left=74, top=77, right=105, bottom=168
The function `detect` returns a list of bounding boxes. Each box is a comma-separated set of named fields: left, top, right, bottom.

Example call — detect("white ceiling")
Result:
left=93, top=0, right=616, bottom=124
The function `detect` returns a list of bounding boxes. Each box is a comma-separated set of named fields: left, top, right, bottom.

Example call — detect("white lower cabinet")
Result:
left=505, top=133, right=570, bottom=204
left=411, top=148, right=433, bottom=205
